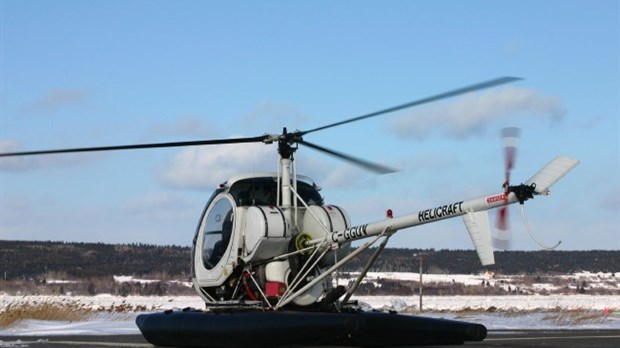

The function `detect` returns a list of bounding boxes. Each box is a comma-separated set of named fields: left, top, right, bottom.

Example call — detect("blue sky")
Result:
left=1, top=0, right=618, bottom=251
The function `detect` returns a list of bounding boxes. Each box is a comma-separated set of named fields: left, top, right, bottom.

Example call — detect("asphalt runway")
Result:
left=1, top=330, right=619, bottom=348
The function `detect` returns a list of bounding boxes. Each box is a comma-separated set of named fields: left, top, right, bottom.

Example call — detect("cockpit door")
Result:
left=193, top=194, right=237, bottom=286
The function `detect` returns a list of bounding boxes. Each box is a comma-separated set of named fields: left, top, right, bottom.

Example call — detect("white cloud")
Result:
left=321, top=165, right=369, bottom=189
left=23, top=89, right=89, bottom=115
left=389, top=87, right=565, bottom=139
left=158, top=141, right=279, bottom=189
left=156, top=139, right=380, bottom=191
left=294, top=150, right=388, bottom=190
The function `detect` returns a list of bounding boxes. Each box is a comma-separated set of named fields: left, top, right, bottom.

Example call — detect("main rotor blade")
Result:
left=302, top=76, right=522, bottom=135
left=299, top=140, right=397, bottom=174
left=0, top=135, right=268, bottom=157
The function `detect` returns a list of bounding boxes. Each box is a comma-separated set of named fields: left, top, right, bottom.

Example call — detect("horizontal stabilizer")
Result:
left=526, top=156, right=579, bottom=195
left=462, top=211, right=495, bottom=266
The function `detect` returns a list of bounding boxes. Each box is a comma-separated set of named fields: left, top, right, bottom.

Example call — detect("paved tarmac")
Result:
left=1, top=330, right=619, bottom=347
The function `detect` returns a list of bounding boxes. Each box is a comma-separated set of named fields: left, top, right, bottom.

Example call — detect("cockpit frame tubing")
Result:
left=341, top=231, right=392, bottom=305
left=275, top=228, right=389, bottom=309
left=277, top=244, right=330, bottom=308
left=290, top=185, right=331, bottom=234
left=293, top=154, right=299, bottom=230
left=270, top=244, right=317, bottom=262
left=246, top=271, right=274, bottom=310
left=196, top=284, right=217, bottom=303
left=229, top=273, right=243, bottom=301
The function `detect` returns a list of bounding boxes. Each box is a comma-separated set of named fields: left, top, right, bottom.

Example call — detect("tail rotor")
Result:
left=494, top=127, right=520, bottom=249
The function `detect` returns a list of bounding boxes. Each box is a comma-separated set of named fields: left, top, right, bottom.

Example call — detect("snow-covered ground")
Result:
left=1, top=272, right=618, bottom=336
left=337, top=271, right=619, bottom=295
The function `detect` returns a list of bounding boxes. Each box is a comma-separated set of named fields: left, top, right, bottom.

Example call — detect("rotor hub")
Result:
left=507, top=183, right=537, bottom=204
left=277, top=128, right=303, bottom=159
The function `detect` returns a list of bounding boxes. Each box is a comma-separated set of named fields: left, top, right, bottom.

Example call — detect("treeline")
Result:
left=0, top=240, right=191, bottom=280
left=1, top=240, right=618, bottom=281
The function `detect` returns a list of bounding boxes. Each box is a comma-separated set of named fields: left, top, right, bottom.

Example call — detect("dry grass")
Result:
left=449, top=307, right=611, bottom=326
left=0, top=303, right=91, bottom=328
left=542, top=309, right=609, bottom=326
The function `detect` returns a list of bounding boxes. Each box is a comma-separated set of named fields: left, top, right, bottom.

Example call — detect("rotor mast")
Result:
left=276, top=128, right=301, bottom=232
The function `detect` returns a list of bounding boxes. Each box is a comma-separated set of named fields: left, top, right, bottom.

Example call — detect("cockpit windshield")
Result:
left=202, top=196, right=234, bottom=269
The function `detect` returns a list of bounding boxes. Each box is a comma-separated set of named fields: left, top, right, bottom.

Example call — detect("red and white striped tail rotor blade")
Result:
left=494, top=205, right=511, bottom=249
left=502, top=127, right=520, bottom=182
left=493, top=228, right=512, bottom=250
left=495, top=127, right=520, bottom=249
left=497, top=206, right=508, bottom=231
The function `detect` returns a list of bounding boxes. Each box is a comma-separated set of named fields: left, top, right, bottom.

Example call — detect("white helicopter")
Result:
left=0, top=77, right=579, bottom=347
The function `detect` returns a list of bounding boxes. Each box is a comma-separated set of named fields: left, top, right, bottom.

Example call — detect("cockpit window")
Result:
left=228, top=177, right=323, bottom=206
left=202, top=196, right=234, bottom=269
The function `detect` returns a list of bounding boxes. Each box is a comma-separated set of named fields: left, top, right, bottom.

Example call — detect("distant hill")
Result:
left=1, top=240, right=618, bottom=280
left=0, top=240, right=191, bottom=280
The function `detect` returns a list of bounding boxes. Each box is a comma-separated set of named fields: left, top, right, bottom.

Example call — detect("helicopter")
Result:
left=0, top=77, right=579, bottom=347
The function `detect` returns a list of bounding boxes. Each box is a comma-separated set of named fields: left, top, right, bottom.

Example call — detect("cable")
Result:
left=520, top=205, right=561, bottom=250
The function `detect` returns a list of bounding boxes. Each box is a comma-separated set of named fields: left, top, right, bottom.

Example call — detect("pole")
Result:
left=419, top=255, right=423, bottom=312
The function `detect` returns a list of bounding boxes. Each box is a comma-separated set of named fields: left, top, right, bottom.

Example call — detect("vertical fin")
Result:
left=462, top=210, right=495, bottom=266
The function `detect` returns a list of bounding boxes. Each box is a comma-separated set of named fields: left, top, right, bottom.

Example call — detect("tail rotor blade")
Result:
left=495, top=127, right=520, bottom=249
left=501, top=127, right=520, bottom=189
left=497, top=206, right=508, bottom=231
left=495, top=205, right=511, bottom=249
left=493, top=228, right=512, bottom=250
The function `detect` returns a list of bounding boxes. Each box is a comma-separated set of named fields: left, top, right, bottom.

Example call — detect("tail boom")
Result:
left=312, top=156, right=579, bottom=266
